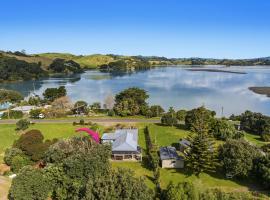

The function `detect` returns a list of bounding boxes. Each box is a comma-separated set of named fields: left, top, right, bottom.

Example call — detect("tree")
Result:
left=165, top=182, right=198, bottom=200
left=51, top=96, right=72, bottom=110
left=176, top=109, right=187, bottom=121
left=161, top=108, right=178, bottom=126
left=150, top=105, right=165, bottom=117
left=28, top=96, right=41, bottom=106
left=0, top=89, right=23, bottom=104
left=4, top=148, right=24, bottom=166
left=253, top=154, right=270, bottom=189
left=1, top=110, right=23, bottom=119
left=16, top=119, right=30, bottom=131
left=10, top=154, right=32, bottom=173
left=90, top=102, right=101, bottom=110
left=13, top=129, right=56, bottom=161
left=210, top=119, right=242, bottom=140
left=185, top=133, right=217, bottom=175
left=8, top=167, right=51, bottom=200
left=85, top=168, right=154, bottom=200
left=218, top=139, right=260, bottom=178
left=104, top=94, right=115, bottom=110
left=73, top=101, right=88, bottom=114
left=44, top=136, right=112, bottom=199
left=49, top=58, right=83, bottom=73
left=114, top=87, right=149, bottom=116
left=43, top=86, right=67, bottom=102
left=185, top=106, right=215, bottom=134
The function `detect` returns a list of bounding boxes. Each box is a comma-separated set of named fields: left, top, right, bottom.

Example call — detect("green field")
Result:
left=244, top=132, right=269, bottom=147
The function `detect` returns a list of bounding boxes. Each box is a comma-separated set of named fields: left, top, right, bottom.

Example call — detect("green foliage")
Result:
left=10, top=154, right=32, bottom=173
left=28, top=96, right=41, bottom=106
left=240, top=110, right=270, bottom=141
left=176, top=109, right=187, bottom=121
left=43, top=86, right=67, bottom=102
left=8, top=167, right=51, bottom=200
left=0, top=89, right=23, bottom=103
left=73, top=100, right=88, bottom=114
left=44, top=136, right=112, bottom=199
left=1, top=110, right=23, bottom=119
left=218, top=139, right=260, bottom=178
left=13, top=129, right=56, bottom=161
left=161, top=107, right=178, bottom=126
left=48, top=58, right=83, bottom=73
left=149, top=105, right=165, bottom=117
left=199, top=188, right=253, bottom=200
left=210, top=119, right=243, bottom=140
left=185, top=133, right=217, bottom=175
left=185, top=106, right=215, bottom=134
left=85, top=168, right=154, bottom=200
left=253, top=154, right=270, bottom=189
left=114, top=87, right=149, bottom=116
left=0, top=55, right=47, bottom=82
left=15, top=119, right=30, bottom=131
left=165, top=182, right=198, bottom=200
left=4, top=148, right=24, bottom=166
left=29, top=108, right=43, bottom=119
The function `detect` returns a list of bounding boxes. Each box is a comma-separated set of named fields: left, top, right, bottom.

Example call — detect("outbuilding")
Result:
left=159, top=146, right=184, bottom=169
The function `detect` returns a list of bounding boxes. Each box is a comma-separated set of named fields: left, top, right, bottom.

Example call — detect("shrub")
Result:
left=1, top=110, right=23, bottom=119
left=10, top=155, right=31, bottom=173
left=16, top=119, right=30, bottom=131
left=13, top=129, right=56, bottom=161
left=8, top=167, right=51, bottom=200
left=4, top=148, right=24, bottom=166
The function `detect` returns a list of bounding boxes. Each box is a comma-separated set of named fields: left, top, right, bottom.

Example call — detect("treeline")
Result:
left=0, top=54, right=47, bottom=82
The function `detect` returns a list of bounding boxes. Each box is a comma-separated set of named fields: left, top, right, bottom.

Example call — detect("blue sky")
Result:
left=0, top=0, right=269, bottom=58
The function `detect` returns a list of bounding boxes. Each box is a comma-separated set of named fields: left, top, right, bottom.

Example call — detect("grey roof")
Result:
left=102, top=129, right=138, bottom=152
left=160, top=146, right=181, bottom=160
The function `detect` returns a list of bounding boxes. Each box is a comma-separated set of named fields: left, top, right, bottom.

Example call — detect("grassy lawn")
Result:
left=0, top=123, right=100, bottom=162
left=244, top=132, right=269, bottom=147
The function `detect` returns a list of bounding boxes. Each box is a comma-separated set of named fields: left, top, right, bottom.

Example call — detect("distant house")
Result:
left=179, top=139, right=191, bottom=153
left=11, top=106, right=37, bottom=114
left=0, top=102, right=12, bottom=110
left=101, top=129, right=142, bottom=161
left=159, top=146, right=184, bottom=168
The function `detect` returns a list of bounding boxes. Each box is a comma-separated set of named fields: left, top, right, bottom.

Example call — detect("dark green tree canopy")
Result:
left=0, top=89, right=23, bottom=103
left=218, top=139, right=261, bottom=178
left=43, top=86, right=67, bottom=102
left=114, top=87, right=149, bottom=116
left=49, top=58, right=83, bottom=73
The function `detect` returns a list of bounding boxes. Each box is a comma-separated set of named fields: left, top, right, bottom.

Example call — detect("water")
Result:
left=1, top=66, right=270, bottom=116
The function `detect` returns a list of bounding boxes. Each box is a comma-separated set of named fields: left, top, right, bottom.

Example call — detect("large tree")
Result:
left=218, top=139, right=260, bottom=178
left=43, top=86, right=67, bottom=102
left=8, top=167, right=51, bottom=200
left=0, top=89, right=23, bottom=103
left=185, top=132, right=217, bottom=175
left=185, top=106, right=215, bottom=134
left=114, top=87, right=149, bottom=116
left=165, top=182, right=198, bottom=200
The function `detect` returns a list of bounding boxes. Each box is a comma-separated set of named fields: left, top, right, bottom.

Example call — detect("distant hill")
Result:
left=2, top=50, right=270, bottom=70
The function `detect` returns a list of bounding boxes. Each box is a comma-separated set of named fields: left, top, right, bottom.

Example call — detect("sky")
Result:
left=0, top=0, right=270, bottom=59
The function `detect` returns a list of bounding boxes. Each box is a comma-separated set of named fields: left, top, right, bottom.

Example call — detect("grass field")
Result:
left=244, top=132, right=269, bottom=147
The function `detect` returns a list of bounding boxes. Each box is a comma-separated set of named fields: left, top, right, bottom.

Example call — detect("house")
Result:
left=11, top=106, right=37, bottom=114
left=179, top=139, right=191, bottom=153
left=159, top=146, right=184, bottom=168
left=0, top=102, right=12, bottom=110
left=101, top=129, right=142, bottom=161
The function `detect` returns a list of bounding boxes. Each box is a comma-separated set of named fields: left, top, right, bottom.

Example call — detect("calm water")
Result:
left=1, top=66, right=270, bottom=116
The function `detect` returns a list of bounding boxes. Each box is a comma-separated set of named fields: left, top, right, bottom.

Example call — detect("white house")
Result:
left=101, top=129, right=142, bottom=161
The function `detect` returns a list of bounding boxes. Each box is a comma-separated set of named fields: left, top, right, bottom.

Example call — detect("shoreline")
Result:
left=186, top=68, right=247, bottom=74
left=249, top=87, right=270, bottom=97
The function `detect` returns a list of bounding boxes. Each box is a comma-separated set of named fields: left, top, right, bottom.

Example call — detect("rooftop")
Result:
left=102, top=129, right=138, bottom=152
left=160, top=146, right=182, bottom=160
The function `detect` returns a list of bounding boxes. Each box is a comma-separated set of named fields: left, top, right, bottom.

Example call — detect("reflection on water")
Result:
left=1, top=66, right=270, bottom=116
